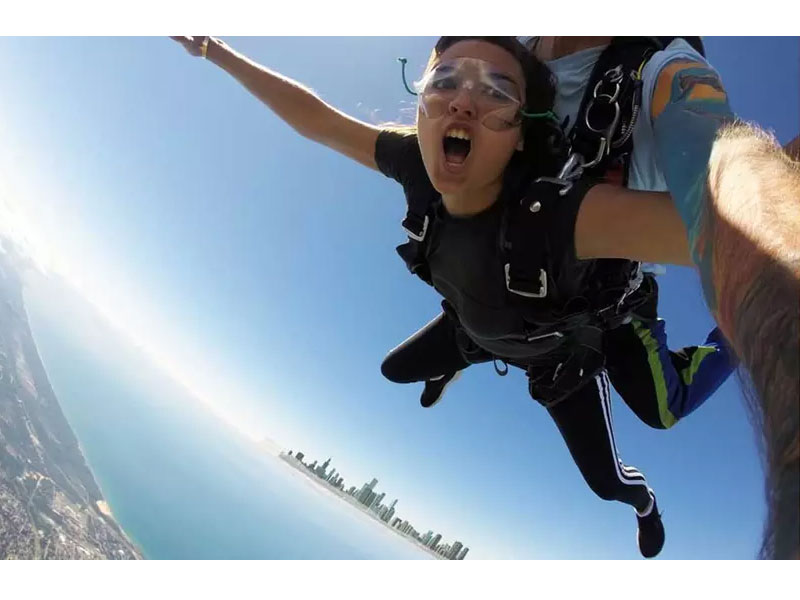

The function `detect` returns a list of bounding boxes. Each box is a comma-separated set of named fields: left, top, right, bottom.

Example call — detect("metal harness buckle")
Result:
left=505, top=264, right=548, bottom=298
left=596, top=263, right=645, bottom=327
left=582, top=65, right=624, bottom=169
left=402, top=214, right=429, bottom=242
left=536, top=152, right=586, bottom=196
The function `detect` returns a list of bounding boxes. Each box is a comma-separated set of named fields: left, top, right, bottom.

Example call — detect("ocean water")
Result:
left=23, top=284, right=430, bottom=560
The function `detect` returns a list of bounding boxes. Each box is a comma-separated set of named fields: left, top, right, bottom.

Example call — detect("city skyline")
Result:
left=282, top=449, right=469, bottom=560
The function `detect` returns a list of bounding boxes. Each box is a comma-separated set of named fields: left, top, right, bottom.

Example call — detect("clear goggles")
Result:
left=414, top=57, right=525, bottom=131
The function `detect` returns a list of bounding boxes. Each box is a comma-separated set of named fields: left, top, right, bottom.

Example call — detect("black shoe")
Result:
left=420, top=371, right=461, bottom=408
left=636, top=490, right=665, bottom=558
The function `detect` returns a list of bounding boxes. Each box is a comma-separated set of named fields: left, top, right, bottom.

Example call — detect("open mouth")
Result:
left=442, top=127, right=472, bottom=165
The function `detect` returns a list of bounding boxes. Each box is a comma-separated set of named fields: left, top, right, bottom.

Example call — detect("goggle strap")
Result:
left=520, top=109, right=560, bottom=124
left=397, top=57, right=418, bottom=97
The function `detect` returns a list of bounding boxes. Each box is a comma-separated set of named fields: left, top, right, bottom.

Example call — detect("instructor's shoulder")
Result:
left=642, top=39, right=726, bottom=122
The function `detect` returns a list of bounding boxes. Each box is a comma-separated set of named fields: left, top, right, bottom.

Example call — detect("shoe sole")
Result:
left=422, top=370, right=462, bottom=408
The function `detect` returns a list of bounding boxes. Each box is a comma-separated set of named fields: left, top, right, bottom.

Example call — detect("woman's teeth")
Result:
left=445, top=128, right=471, bottom=141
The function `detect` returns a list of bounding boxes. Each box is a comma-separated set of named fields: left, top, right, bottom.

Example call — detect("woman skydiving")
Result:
left=171, top=35, right=735, bottom=558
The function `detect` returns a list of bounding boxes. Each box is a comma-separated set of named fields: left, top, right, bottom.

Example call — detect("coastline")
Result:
left=20, top=280, right=145, bottom=560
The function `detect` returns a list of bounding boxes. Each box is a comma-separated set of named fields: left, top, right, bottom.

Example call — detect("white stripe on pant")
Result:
left=596, top=372, right=648, bottom=486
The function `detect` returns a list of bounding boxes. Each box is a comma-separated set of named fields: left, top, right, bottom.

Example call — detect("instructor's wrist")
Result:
left=205, top=37, right=228, bottom=64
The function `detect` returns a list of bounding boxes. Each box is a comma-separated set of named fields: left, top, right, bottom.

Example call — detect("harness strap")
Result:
left=527, top=325, right=607, bottom=408
left=504, top=175, right=599, bottom=310
left=570, top=37, right=664, bottom=181
left=396, top=187, right=440, bottom=285
left=504, top=180, right=555, bottom=300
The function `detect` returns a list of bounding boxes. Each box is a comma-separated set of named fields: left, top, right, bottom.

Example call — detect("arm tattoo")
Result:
left=652, top=61, right=734, bottom=308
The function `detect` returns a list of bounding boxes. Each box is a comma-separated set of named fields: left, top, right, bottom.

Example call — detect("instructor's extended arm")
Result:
left=172, top=36, right=381, bottom=170
left=651, top=59, right=800, bottom=560
left=574, top=186, right=691, bottom=266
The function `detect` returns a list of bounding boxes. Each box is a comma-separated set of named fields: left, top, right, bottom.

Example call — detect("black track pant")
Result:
left=381, top=311, right=652, bottom=512
left=548, top=371, right=651, bottom=510
left=381, top=312, right=472, bottom=382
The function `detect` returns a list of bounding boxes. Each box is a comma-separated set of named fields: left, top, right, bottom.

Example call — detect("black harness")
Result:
left=563, top=36, right=704, bottom=184
left=396, top=37, right=704, bottom=406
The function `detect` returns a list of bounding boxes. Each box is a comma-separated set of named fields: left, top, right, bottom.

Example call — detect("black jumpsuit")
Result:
left=375, top=130, right=654, bottom=512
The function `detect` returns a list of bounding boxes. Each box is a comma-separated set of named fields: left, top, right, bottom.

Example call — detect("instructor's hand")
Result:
left=170, top=36, right=210, bottom=57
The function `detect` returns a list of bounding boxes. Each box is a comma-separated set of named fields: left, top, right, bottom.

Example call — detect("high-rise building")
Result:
left=383, top=500, right=396, bottom=523
left=357, top=478, right=378, bottom=505
left=429, top=533, right=442, bottom=550
left=295, top=452, right=304, bottom=462
left=391, top=517, right=402, bottom=528
left=369, top=493, right=386, bottom=513
left=315, top=457, right=331, bottom=479
left=287, top=450, right=293, bottom=457
left=362, top=490, right=377, bottom=508
left=347, top=486, right=356, bottom=496
left=457, top=547, right=469, bottom=560
left=422, top=531, right=433, bottom=545
left=448, top=541, right=463, bottom=560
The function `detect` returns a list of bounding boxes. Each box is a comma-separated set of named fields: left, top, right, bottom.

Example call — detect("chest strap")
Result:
left=396, top=187, right=439, bottom=285
left=503, top=180, right=555, bottom=300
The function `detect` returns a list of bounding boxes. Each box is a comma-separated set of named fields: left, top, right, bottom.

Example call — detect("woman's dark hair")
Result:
left=431, top=36, right=567, bottom=190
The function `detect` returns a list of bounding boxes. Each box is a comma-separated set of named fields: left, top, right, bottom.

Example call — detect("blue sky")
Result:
left=0, top=36, right=797, bottom=558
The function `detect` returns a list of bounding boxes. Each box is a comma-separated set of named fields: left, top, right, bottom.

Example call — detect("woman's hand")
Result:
left=170, top=36, right=210, bottom=58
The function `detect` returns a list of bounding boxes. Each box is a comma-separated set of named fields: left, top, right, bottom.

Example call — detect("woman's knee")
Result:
left=380, top=352, right=409, bottom=383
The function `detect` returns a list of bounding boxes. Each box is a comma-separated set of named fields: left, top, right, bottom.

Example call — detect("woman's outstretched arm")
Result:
left=172, top=36, right=381, bottom=170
